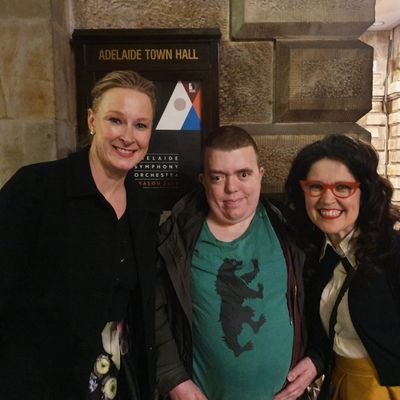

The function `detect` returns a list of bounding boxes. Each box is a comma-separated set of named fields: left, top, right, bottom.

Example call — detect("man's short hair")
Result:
left=203, top=125, right=259, bottom=167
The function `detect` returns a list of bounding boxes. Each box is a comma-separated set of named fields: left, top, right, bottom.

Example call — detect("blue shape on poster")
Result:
left=182, top=107, right=201, bottom=131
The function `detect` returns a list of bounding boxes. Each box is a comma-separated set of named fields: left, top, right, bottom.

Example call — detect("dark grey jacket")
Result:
left=155, top=189, right=306, bottom=396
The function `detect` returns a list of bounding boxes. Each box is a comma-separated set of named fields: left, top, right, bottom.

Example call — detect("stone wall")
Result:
left=71, top=0, right=375, bottom=195
left=360, top=25, right=400, bottom=203
left=0, top=0, right=75, bottom=187
left=0, top=0, right=380, bottom=196
left=388, top=26, right=400, bottom=203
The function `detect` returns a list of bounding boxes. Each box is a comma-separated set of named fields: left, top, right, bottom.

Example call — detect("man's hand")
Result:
left=169, top=380, right=208, bottom=400
left=273, top=357, right=318, bottom=400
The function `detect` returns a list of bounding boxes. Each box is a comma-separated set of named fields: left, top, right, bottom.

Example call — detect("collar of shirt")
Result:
left=320, top=230, right=358, bottom=269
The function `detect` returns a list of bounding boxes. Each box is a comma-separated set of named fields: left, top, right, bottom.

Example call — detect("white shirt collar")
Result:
left=320, top=229, right=357, bottom=267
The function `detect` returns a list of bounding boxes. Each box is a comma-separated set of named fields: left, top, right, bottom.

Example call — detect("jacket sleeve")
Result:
left=393, top=235, right=400, bottom=314
left=155, top=267, right=190, bottom=395
left=155, top=221, right=190, bottom=396
left=304, top=285, right=330, bottom=377
left=0, top=166, right=44, bottom=334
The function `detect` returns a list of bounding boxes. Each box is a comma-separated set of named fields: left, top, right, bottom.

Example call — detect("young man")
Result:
left=155, top=125, right=305, bottom=400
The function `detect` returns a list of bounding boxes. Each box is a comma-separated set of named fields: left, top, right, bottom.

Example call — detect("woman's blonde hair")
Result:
left=90, top=70, right=156, bottom=114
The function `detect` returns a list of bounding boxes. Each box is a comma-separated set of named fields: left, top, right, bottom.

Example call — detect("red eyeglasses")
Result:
left=300, top=180, right=360, bottom=199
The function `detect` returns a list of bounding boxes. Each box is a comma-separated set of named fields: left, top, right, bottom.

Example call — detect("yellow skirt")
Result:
left=330, top=354, right=400, bottom=400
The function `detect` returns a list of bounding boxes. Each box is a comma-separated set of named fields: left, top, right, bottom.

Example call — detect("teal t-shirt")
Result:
left=191, top=204, right=293, bottom=400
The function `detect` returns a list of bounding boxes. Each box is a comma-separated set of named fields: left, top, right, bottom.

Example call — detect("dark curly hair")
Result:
left=285, top=133, right=400, bottom=275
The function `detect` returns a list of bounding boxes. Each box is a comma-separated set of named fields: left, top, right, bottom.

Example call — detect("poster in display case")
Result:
left=72, top=28, right=220, bottom=209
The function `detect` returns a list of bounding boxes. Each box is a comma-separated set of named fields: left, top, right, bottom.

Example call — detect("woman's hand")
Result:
left=169, top=380, right=208, bottom=400
left=273, top=357, right=318, bottom=400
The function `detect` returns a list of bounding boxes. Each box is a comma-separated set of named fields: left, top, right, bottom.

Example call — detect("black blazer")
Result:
left=0, top=148, right=160, bottom=400
left=306, top=237, right=400, bottom=394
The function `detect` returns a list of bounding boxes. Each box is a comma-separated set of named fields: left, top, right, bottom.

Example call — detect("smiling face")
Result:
left=88, top=87, right=153, bottom=179
left=304, top=158, right=361, bottom=245
left=200, top=146, right=264, bottom=227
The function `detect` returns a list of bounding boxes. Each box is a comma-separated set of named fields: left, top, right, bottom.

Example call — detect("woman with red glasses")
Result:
left=274, top=134, right=400, bottom=400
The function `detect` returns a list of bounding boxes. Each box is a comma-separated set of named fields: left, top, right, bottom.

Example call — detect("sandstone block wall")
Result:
left=0, top=0, right=75, bottom=187
left=360, top=25, right=400, bottom=203
left=71, top=0, right=375, bottom=195
left=3, top=0, right=398, bottom=201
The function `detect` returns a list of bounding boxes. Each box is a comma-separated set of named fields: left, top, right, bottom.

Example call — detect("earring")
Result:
left=90, top=130, right=94, bottom=135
